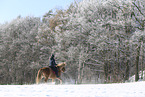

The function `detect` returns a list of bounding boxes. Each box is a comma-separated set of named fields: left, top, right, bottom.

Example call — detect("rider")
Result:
left=49, top=54, right=59, bottom=77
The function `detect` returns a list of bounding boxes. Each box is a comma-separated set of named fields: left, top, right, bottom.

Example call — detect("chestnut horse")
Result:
left=36, top=62, right=66, bottom=84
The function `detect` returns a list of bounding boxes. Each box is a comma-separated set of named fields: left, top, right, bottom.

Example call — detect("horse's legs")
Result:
left=44, top=76, right=48, bottom=83
left=52, top=79, right=54, bottom=83
left=57, top=78, right=62, bottom=84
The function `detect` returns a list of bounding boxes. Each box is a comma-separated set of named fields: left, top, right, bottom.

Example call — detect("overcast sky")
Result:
left=0, top=0, right=75, bottom=24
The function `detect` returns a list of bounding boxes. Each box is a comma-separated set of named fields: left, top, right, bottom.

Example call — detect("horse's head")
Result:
left=57, top=62, right=66, bottom=73
left=61, top=66, right=66, bottom=73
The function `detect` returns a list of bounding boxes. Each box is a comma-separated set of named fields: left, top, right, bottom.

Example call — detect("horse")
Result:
left=36, top=62, right=66, bottom=84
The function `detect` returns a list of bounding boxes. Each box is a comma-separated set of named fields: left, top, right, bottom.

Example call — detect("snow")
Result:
left=1, top=82, right=145, bottom=97
left=128, top=71, right=145, bottom=82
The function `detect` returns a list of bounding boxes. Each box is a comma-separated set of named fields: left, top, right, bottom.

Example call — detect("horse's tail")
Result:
left=36, top=69, right=42, bottom=84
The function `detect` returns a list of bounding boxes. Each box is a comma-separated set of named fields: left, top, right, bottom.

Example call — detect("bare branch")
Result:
left=132, top=2, right=145, bottom=17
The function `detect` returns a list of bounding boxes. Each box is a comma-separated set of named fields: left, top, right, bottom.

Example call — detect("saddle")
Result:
left=49, top=66, right=58, bottom=75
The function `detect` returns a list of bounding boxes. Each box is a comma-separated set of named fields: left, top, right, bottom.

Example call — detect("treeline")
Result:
left=0, top=0, right=145, bottom=84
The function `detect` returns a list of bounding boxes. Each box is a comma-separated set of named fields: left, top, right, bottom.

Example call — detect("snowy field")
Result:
left=0, top=82, right=145, bottom=97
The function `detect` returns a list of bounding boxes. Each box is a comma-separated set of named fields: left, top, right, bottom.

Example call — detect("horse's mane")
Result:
left=57, top=62, right=66, bottom=67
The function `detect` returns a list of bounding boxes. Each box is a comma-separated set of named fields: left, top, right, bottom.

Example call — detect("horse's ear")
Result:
left=64, top=62, right=66, bottom=66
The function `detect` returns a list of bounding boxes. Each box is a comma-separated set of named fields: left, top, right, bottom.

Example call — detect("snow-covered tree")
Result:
left=0, top=16, right=41, bottom=84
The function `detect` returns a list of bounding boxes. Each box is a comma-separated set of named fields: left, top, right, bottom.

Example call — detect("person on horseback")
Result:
left=49, top=54, right=59, bottom=77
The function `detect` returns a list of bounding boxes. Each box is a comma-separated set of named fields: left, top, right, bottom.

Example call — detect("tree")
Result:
left=130, top=31, right=145, bottom=81
left=0, top=16, right=41, bottom=84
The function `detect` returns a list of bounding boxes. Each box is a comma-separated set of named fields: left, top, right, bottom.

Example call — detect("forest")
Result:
left=0, top=0, right=145, bottom=84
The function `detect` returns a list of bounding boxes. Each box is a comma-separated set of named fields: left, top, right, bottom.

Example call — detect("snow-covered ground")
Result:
left=128, top=71, right=145, bottom=82
left=0, top=82, right=145, bottom=97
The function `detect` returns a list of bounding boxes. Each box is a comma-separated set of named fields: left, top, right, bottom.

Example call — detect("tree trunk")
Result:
left=124, top=41, right=130, bottom=81
left=104, top=62, right=108, bottom=83
left=140, top=41, right=144, bottom=79
left=77, top=61, right=82, bottom=84
left=135, top=43, right=141, bottom=82
left=125, top=60, right=129, bottom=81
